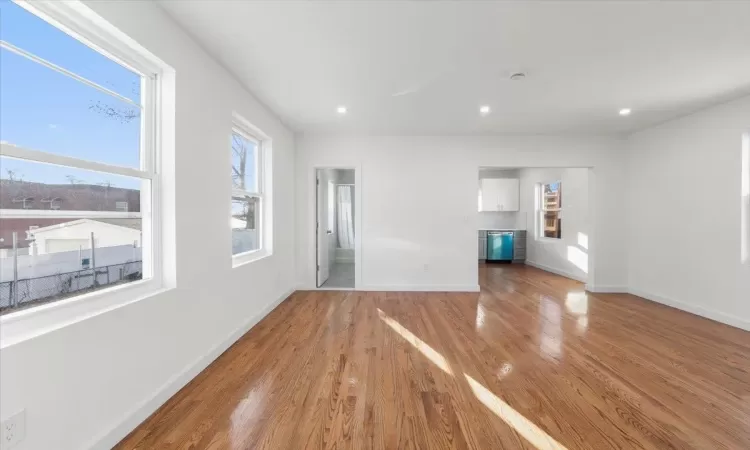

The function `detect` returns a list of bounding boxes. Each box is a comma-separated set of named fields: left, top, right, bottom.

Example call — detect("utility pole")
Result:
left=90, top=232, right=96, bottom=286
left=12, top=232, right=18, bottom=308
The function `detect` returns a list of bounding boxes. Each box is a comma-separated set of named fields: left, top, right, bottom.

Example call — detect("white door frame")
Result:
left=315, top=171, right=331, bottom=287
left=312, top=166, right=361, bottom=290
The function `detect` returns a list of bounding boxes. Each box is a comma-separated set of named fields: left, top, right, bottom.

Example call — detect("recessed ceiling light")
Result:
left=479, top=105, right=491, bottom=115
left=336, top=106, right=347, bottom=114
left=619, top=108, right=632, bottom=116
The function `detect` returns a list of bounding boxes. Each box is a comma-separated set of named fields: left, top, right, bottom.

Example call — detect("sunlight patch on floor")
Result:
left=377, top=308, right=453, bottom=375
left=465, top=374, right=569, bottom=450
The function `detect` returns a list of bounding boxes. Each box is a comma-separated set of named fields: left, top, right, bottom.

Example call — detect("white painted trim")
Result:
left=358, top=285, right=481, bottom=292
left=1, top=40, right=139, bottom=107
left=1, top=143, right=151, bottom=179
left=85, top=288, right=296, bottom=450
left=586, top=284, right=628, bottom=293
left=15, top=0, right=169, bottom=77
left=524, top=260, right=587, bottom=283
left=628, top=288, right=750, bottom=332
left=232, top=248, right=271, bottom=268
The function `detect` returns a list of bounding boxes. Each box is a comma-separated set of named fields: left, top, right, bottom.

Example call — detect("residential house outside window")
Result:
left=540, top=182, right=562, bottom=239
left=0, top=1, right=161, bottom=315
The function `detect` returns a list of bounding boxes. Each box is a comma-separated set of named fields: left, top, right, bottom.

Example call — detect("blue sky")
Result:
left=1, top=0, right=142, bottom=188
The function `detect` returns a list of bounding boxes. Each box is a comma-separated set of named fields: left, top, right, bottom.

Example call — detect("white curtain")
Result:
left=337, top=185, right=354, bottom=249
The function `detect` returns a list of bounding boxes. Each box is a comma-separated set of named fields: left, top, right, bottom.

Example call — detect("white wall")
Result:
left=0, top=2, right=296, bottom=450
left=519, top=167, right=590, bottom=282
left=296, top=135, right=627, bottom=291
left=625, top=95, right=750, bottom=330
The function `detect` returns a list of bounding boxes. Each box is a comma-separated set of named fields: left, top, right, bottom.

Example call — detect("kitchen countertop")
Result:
left=478, top=228, right=527, bottom=231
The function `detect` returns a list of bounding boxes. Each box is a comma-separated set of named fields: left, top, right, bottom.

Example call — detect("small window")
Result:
left=540, top=182, right=562, bottom=239
left=42, top=197, right=62, bottom=210
left=0, top=1, right=160, bottom=315
left=230, top=121, right=264, bottom=259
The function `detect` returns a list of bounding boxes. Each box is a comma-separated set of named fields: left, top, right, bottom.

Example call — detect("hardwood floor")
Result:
left=115, top=264, right=750, bottom=449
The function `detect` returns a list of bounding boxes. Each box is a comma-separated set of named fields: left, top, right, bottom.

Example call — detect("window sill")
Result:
left=536, top=237, right=563, bottom=243
left=0, top=278, right=171, bottom=349
left=232, top=248, right=272, bottom=268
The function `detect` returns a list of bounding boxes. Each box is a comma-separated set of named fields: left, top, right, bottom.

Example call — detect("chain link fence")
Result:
left=0, top=261, right=142, bottom=312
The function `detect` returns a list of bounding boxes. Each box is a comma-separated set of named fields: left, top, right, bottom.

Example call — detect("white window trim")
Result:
left=231, top=113, right=272, bottom=267
left=538, top=180, right=563, bottom=241
left=0, top=0, right=173, bottom=346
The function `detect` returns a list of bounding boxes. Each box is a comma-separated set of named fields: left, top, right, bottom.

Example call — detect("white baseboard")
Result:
left=88, top=288, right=296, bottom=450
left=360, top=284, right=481, bottom=292
left=524, top=260, right=587, bottom=283
left=586, top=284, right=628, bottom=293
left=628, top=288, right=750, bottom=332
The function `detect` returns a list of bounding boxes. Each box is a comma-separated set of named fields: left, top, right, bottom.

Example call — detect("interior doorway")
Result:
left=316, top=168, right=356, bottom=289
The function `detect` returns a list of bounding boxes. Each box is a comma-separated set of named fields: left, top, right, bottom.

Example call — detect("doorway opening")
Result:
left=316, top=168, right=356, bottom=289
left=477, top=166, right=593, bottom=285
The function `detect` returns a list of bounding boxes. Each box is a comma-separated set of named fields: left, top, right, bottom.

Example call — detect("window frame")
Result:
left=0, top=0, right=170, bottom=344
left=231, top=113, right=271, bottom=267
left=538, top=180, right=563, bottom=241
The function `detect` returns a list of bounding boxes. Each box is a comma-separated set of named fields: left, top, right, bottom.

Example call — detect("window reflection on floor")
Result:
left=539, top=296, right=562, bottom=360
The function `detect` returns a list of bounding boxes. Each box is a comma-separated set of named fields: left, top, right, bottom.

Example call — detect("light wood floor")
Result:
left=116, top=264, right=750, bottom=449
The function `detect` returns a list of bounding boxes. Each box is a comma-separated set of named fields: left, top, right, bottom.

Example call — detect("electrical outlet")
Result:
left=1, top=410, right=25, bottom=449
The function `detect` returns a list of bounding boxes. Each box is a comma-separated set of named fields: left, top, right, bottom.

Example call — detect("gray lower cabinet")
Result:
left=478, top=230, right=488, bottom=260
left=513, top=230, right=527, bottom=262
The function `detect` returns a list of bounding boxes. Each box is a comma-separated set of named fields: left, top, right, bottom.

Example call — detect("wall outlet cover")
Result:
left=1, top=410, right=25, bottom=449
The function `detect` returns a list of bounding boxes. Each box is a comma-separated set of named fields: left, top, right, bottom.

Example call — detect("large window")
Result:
left=540, top=182, right=562, bottom=239
left=0, top=1, right=160, bottom=315
left=231, top=118, right=265, bottom=260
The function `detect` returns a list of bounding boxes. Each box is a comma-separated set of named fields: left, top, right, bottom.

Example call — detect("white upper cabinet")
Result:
left=479, top=178, right=519, bottom=212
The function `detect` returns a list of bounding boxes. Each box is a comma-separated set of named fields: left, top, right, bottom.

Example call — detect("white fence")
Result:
left=0, top=260, right=142, bottom=309
left=0, top=244, right=142, bottom=282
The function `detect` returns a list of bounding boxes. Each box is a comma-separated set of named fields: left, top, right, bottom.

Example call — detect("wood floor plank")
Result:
left=115, top=264, right=750, bottom=449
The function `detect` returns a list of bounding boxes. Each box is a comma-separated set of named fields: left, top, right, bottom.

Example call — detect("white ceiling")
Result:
left=158, top=1, right=750, bottom=135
